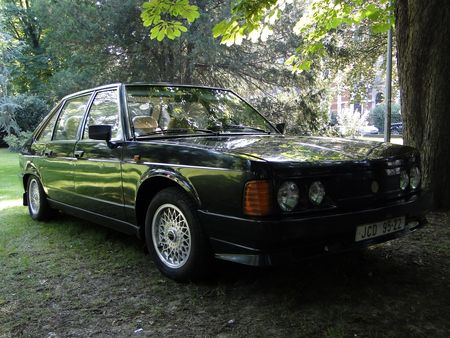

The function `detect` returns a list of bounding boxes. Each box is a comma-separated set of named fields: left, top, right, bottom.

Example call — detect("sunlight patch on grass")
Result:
left=0, top=199, right=22, bottom=210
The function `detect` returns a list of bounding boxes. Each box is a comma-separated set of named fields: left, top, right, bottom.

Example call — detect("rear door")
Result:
left=40, top=94, right=92, bottom=204
left=73, top=88, right=125, bottom=221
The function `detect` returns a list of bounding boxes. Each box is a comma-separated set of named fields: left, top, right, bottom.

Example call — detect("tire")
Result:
left=145, top=187, right=210, bottom=281
left=27, top=175, right=52, bottom=221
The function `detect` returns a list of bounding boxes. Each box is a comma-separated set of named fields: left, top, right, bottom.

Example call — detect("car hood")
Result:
left=160, top=135, right=413, bottom=163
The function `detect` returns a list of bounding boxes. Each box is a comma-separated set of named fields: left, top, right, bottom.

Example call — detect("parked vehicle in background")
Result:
left=391, top=122, right=403, bottom=135
left=20, top=83, right=428, bottom=281
left=359, top=125, right=379, bottom=135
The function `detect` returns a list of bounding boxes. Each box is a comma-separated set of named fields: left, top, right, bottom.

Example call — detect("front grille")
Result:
left=274, top=155, right=419, bottom=214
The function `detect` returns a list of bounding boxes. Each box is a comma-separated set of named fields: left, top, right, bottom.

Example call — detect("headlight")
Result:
left=277, top=181, right=299, bottom=211
left=309, top=181, right=325, bottom=205
left=399, top=170, right=409, bottom=190
left=410, top=166, right=421, bottom=189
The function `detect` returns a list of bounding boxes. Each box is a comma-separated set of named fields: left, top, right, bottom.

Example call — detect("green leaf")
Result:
left=141, top=0, right=199, bottom=42
left=304, top=42, right=324, bottom=54
left=212, top=20, right=229, bottom=38
left=184, top=6, right=200, bottom=23
left=363, top=4, right=381, bottom=20
left=298, top=60, right=312, bottom=71
left=142, top=17, right=152, bottom=27
left=372, top=22, right=392, bottom=33
left=166, top=26, right=175, bottom=39
left=150, top=26, right=161, bottom=39
left=156, top=28, right=166, bottom=41
left=173, top=28, right=182, bottom=37
left=327, top=17, right=344, bottom=30
left=142, top=2, right=154, bottom=10
left=285, top=55, right=297, bottom=66
left=153, top=15, right=161, bottom=24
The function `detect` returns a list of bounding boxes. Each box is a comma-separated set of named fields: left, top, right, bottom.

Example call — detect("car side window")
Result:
left=53, top=95, right=91, bottom=141
left=37, top=110, right=59, bottom=142
left=83, top=90, right=121, bottom=140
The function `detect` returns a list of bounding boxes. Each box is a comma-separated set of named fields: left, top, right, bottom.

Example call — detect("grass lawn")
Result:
left=0, top=148, right=449, bottom=337
left=0, top=148, right=23, bottom=202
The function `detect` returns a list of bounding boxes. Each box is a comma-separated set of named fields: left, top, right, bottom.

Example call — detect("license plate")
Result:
left=355, top=217, right=405, bottom=242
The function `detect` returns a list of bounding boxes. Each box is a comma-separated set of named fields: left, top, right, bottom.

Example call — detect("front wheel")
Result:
left=27, top=175, right=52, bottom=221
left=145, top=187, right=210, bottom=281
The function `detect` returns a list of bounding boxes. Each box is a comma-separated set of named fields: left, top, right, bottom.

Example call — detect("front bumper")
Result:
left=198, top=194, right=430, bottom=266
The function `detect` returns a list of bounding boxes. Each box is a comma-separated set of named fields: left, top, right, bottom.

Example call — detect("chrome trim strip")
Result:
left=86, top=158, right=121, bottom=163
left=130, top=161, right=232, bottom=171
left=54, top=156, right=77, bottom=161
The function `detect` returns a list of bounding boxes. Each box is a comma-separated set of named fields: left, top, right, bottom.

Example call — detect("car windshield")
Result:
left=126, top=85, right=277, bottom=137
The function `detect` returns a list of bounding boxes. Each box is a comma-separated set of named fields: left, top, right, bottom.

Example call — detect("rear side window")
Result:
left=83, top=90, right=121, bottom=140
left=53, top=95, right=91, bottom=141
left=37, top=110, right=59, bottom=142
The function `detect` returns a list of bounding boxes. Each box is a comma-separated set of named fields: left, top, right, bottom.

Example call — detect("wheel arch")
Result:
left=135, top=171, right=201, bottom=239
left=22, top=163, right=41, bottom=192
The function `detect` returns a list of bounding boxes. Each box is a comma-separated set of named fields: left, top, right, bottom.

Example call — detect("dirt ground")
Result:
left=1, top=207, right=449, bottom=338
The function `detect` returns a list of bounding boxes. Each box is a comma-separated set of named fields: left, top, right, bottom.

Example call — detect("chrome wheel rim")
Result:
left=152, top=203, right=191, bottom=269
left=29, top=178, right=40, bottom=215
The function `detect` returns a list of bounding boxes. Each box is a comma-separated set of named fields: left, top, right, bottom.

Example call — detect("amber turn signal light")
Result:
left=243, top=180, right=273, bottom=216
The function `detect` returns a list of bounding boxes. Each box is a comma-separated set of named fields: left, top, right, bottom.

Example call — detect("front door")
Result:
left=73, top=89, right=125, bottom=221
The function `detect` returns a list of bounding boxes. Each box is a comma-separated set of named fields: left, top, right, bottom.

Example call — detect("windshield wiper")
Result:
left=221, top=125, right=271, bottom=134
left=192, top=128, right=219, bottom=134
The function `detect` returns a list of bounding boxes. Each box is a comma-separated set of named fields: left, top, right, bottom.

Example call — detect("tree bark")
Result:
left=396, top=0, right=450, bottom=209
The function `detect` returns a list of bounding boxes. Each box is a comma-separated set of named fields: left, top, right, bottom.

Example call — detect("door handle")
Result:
left=44, top=150, right=53, bottom=157
left=74, top=150, right=84, bottom=158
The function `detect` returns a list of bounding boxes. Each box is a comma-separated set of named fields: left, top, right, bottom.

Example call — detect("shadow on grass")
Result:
left=1, top=207, right=448, bottom=337
left=39, top=210, right=442, bottom=296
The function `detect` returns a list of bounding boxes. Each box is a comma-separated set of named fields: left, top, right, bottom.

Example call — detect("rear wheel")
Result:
left=27, top=175, right=52, bottom=221
left=145, top=187, right=210, bottom=281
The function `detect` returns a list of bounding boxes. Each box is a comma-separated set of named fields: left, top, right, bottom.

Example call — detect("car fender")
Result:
left=22, top=161, right=42, bottom=187
left=137, top=168, right=201, bottom=207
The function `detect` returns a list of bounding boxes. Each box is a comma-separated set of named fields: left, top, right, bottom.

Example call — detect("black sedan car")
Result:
left=20, top=83, right=428, bottom=281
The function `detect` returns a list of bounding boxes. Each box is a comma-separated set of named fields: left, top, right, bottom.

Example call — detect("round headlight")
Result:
left=410, top=166, right=421, bottom=189
left=399, top=170, right=409, bottom=190
left=309, top=181, right=325, bottom=205
left=277, top=181, right=299, bottom=211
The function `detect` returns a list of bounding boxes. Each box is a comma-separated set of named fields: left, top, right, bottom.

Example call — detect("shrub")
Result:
left=4, top=131, right=33, bottom=152
left=12, top=95, right=49, bottom=132
left=0, top=94, right=49, bottom=147
left=0, top=96, right=20, bottom=135
left=369, top=103, right=401, bottom=132
left=336, top=108, right=369, bottom=137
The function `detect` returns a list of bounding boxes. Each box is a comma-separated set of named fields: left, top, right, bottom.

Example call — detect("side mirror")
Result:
left=89, top=125, right=112, bottom=142
left=275, top=122, right=286, bottom=134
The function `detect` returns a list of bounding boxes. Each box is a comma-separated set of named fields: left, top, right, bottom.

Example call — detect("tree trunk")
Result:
left=395, top=0, right=450, bottom=209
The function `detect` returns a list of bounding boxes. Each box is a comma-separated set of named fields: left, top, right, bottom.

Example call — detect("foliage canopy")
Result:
left=0, top=0, right=331, bottom=138
left=140, top=0, right=394, bottom=71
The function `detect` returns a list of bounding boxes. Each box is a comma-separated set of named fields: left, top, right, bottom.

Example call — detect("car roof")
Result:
left=60, top=82, right=229, bottom=102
